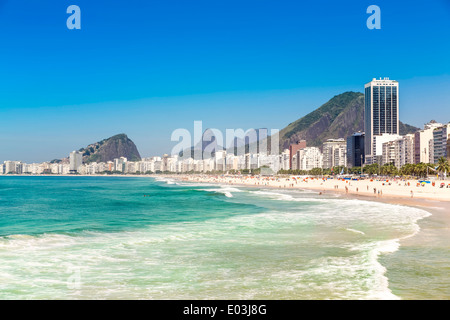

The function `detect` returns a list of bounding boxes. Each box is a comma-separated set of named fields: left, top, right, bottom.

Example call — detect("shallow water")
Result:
left=0, top=176, right=440, bottom=299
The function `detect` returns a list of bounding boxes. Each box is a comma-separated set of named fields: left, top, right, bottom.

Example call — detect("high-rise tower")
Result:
left=364, top=77, right=399, bottom=164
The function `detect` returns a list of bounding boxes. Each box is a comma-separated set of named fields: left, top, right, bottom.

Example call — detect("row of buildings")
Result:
left=1, top=127, right=448, bottom=176
left=0, top=138, right=350, bottom=175
left=1, top=78, right=449, bottom=175
left=360, top=77, right=450, bottom=168
left=0, top=152, right=286, bottom=175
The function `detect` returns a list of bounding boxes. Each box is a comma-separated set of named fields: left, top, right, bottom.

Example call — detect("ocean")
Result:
left=0, top=176, right=447, bottom=299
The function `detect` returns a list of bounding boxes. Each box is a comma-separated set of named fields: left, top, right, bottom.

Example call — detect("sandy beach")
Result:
left=170, top=174, right=450, bottom=241
left=175, top=174, right=450, bottom=202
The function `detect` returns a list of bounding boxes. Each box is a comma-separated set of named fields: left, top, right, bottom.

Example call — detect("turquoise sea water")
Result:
left=0, top=176, right=443, bottom=299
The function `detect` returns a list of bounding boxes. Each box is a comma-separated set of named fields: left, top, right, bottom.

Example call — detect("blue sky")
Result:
left=0, top=0, right=449, bottom=162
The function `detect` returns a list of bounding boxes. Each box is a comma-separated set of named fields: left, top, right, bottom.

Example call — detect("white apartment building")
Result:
left=281, top=149, right=290, bottom=171
left=372, top=133, right=401, bottom=164
left=414, top=121, right=443, bottom=164
left=114, top=157, right=127, bottom=172
left=4, top=161, right=24, bottom=174
left=322, top=138, right=347, bottom=169
left=432, top=123, right=450, bottom=163
left=296, top=147, right=323, bottom=171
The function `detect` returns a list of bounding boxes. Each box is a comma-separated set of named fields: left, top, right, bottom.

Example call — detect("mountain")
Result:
left=180, top=128, right=270, bottom=159
left=78, top=134, right=142, bottom=163
left=278, top=91, right=419, bottom=150
left=399, top=122, right=420, bottom=136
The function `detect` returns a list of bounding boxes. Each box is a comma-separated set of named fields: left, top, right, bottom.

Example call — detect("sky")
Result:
left=0, top=0, right=449, bottom=162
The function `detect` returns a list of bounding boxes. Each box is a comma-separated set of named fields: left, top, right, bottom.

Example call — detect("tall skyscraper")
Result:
left=69, top=151, right=83, bottom=173
left=364, top=78, right=399, bottom=164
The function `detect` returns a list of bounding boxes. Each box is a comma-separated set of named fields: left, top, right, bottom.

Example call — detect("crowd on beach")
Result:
left=178, top=174, right=450, bottom=202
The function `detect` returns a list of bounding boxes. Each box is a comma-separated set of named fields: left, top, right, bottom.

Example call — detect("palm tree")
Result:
left=401, top=163, right=414, bottom=177
left=436, top=157, right=450, bottom=179
left=414, top=163, right=427, bottom=178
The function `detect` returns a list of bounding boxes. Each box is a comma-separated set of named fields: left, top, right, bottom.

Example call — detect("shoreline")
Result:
left=169, top=174, right=450, bottom=204
left=2, top=173, right=449, bottom=299
left=165, top=174, right=450, bottom=300
left=4, top=173, right=450, bottom=208
left=166, top=174, right=450, bottom=248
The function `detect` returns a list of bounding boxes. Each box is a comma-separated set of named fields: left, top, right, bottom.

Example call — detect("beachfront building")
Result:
left=403, top=134, right=415, bottom=165
left=106, top=161, right=114, bottom=172
left=69, top=151, right=83, bottom=173
left=226, top=154, right=239, bottom=171
left=258, top=154, right=282, bottom=173
left=371, top=133, right=401, bottom=164
left=113, top=157, right=127, bottom=172
left=215, top=150, right=227, bottom=171
left=204, top=157, right=215, bottom=172
left=3, top=161, right=24, bottom=174
left=50, top=162, right=70, bottom=175
left=381, top=134, right=415, bottom=168
left=23, top=163, right=42, bottom=174
left=161, top=154, right=171, bottom=172
left=432, top=123, right=450, bottom=163
left=347, top=132, right=365, bottom=168
left=165, top=156, right=176, bottom=172
left=4, top=161, right=15, bottom=174
left=381, top=140, right=396, bottom=166
left=289, top=140, right=306, bottom=169
left=322, top=138, right=347, bottom=169
left=414, top=120, right=443, bottom=164
left=281, top=149, right=290, bottom=171
left=291, top=152, right=299, bottom=170
left=447, top=134, right=450, bottom=163
left=244, top=153, right=256, bottom=170
left=364, top=78, right=399, bottom=164
left=295, top=147, right=323, bottom=171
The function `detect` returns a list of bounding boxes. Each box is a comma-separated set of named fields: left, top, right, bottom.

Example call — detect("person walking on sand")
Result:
left=411, top=190, right=414, bottom=198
